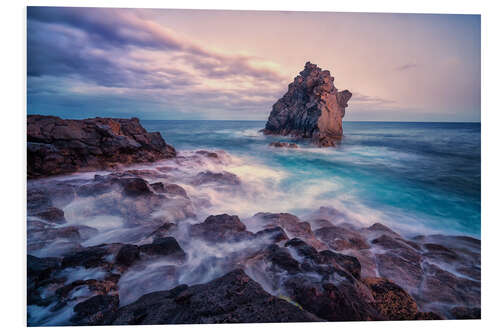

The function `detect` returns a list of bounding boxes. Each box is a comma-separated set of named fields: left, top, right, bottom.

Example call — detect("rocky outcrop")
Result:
left=269, top=142, right=299, bottom=148
left=106, top=269, right=321, bottom=324
left=27, top=115, right=176, bottom=178
left=263, top=62, right=352, bottom=147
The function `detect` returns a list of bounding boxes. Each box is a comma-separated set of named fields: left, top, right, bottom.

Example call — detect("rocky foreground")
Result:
left=28, top=115, right=176, bottom=178
left=27, top=153, right=480, bottom=326
left=263, top=62, right=352, bottom=147
left=27, top=116, right=480, bottom=325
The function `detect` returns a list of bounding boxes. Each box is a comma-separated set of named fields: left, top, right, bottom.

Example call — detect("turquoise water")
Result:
left=143, top=120, right=481, bottom=238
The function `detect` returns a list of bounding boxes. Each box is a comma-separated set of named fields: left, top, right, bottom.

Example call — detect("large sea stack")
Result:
left=263, top=62, right=352, bottom=147
left=27, top=115, right=176, bottom=178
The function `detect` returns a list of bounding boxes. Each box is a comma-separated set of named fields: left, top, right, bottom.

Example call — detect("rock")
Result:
left=263, top=62, right=352, bottom=147
left=107, top=269, right=320, bottom=324
left=139, top=237, right=186, bottom=261
left=189, top=214, right=252, bottom=243
left=27, top=115, right=176, bottom=178
left=190, top=171, right=241, bottom=186
left=283, top=275, right=380, bottom=321
left=363, top=277, right=419, bottom=320
left=72, top=295, right=120, bottom=325
left=269, top=142, right=298, bottom=148
left=252, top=213, right=326, bottom=250
left=61, top=245, right=111, bottom=269
left=115, top=245, right=140, bottom=267
left=449, top=306, right=481, bottom=319
left=195, top=150, right=219, bottom=158
left=254, top=227, right=289, bottom=243
left=265, top=244, right=302, bottom=274
left=33, top=207, right=66, bottom=224
left=318, top=250, right=361, bottom=279
left=314, top=225, right=369, bottom=251
left=150, top=182, right=188, bottom=198
left=27, top=255, right=60, bottom=281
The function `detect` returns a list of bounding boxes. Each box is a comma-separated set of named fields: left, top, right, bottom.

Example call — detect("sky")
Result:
left=27, top=7, right=481, bottom=122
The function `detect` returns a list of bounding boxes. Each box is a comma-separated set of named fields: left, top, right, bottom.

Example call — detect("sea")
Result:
left=142, top=120, right=481, bottom=238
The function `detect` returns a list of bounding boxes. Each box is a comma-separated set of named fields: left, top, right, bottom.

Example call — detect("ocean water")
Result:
left=142, top=120, right=481, bottom=238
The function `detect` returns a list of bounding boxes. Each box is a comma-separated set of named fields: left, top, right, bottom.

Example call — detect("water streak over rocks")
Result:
left=27, top=146, right=481, bottom=325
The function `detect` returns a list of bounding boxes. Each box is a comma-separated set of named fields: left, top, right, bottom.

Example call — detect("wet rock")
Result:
left=314, top=225, right=369, bottom=251
left=283, top=275, right=380, bottom=321
left=33, top=207, right=66, bottom=224
left=254, top=227, right=289, bottom=243
left=195, top=150, right=219, bottom=158
left=363, top=277, right=419, bottom=320
left=318, top=250, right=361, bottom=279
left=139, top=237, right=186, bottom=261
left=61, top=246, right=111, bottom=269
left=72, top=295, right=120, bottom=325
left=252, top=213, right=326, bottom=250
left=189, top=214, right=252, bottom=243
left=190, top=171, right=241, bottom=186
left=28, top=115, right=176, bottom=178
left=449, top=306, right=481, bottom=319
left=150, top=182, right=188, bottom=198
left=115, top=245, right=140, bottom=267
left=265, top=244, right=301, bottom=274
left=107, top=269, right=320, bottom=324
left=27, top=255, right=61, bottom=282
left=269, top=142, right=299, bottom=148
left=263, top=62, right=352, bottom=147
left=418, top=262, right=480, bottom=308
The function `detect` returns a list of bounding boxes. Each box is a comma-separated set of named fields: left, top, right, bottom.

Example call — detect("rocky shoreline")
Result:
left=27, top=117, right=480, bottom=326
left=28, top=115, right=176, bottom=178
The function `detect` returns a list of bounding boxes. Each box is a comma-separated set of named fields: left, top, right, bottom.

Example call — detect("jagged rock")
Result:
left=32, top=207, right=66, bottom=224
left=115, top=245, right=140, bottom=267
left=139, top=237, right=186, bottom=261
left=190, top=171, right=241, bottom=186
left=251, top=212, right=326, bottom=250
left=150, top=182, right=188, bottom=198
left=106, top=269, right=320, bottom=324
left=269, top=142, right=298, bottom=148
left=27, top=115, right=176, bottom=178
left=314, top=225, right=369, bottom=251
left=189, top=214, right=252, bottom=243
left=363, top=277, right=419, bottom=320
left=263, top=62, right=352, bottom=147
left=72, top=295, right=120, bottom=325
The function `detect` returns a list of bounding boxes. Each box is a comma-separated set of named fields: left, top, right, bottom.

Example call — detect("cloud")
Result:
left=27, top=7, right=288, bottom=119
left=350, top=92, right=395, bottom=105
left=394, top=63, right=418, bottom=71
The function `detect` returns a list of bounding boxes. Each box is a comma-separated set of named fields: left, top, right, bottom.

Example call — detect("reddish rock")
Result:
left=27, top=115, right=176, bottom=178
left=314, top=225, right=369, bottom=251
left=189, top=214, right=252, bottom=243
left=269, top=142, right=299, bottom=148
left=363, top=277, right=419, bottom=320
left=263, top=62, right=352, bottom=147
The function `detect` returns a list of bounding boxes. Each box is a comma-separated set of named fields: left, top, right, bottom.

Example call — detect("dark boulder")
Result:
left=189, top=214, right=252, bottom=243
left=150, top=182, right=188, bottom=198
left=190, top=171, right=241, bottom=186
left=72, top=295, right=120, bottom=325
left=27, top=115, right=176, bottom=178
left=115, top=244, right=140, bottom=267
left=139, top=237, right=186, bottom=261
left=106, top=269, right=320, bottom=324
